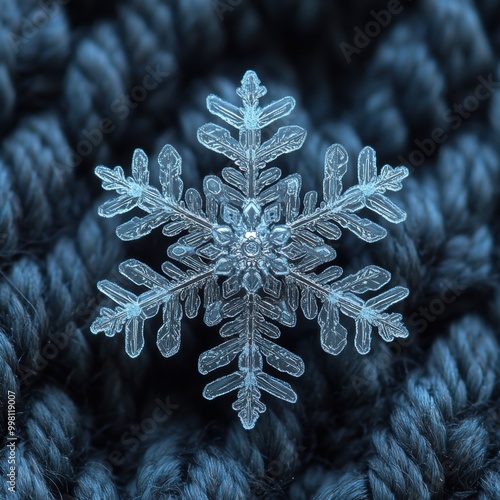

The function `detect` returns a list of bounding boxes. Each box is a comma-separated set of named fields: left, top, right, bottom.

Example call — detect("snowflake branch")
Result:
left=288, top=144, right=408, bottom=242
left=289, top=266, right=409, bottom=354
left=96, top=146, right=213, bottom=241
left=201, top=293, right=302, bottom=429
left=91, top=261, right=215, bottom=357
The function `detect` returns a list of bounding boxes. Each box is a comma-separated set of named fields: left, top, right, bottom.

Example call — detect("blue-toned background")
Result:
left=0, top=0, right=499, bottom=498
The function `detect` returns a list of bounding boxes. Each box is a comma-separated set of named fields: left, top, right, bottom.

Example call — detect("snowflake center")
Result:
left=241, top=232, right=261, bottom=258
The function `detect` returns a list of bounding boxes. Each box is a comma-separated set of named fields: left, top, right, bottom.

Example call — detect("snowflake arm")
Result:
left=91, top=259, right=215, bottom=357
left=289, top=144, right=408, bottom=241
left=96, top=145, right=214, bottom=240
left=199, top=294, right=304, bottom=429
left=91, top=70, right=410, bottom=429
left=289, top=266, right=409, bottom=355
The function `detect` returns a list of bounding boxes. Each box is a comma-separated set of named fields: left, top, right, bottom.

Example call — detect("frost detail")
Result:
left=91, top=70, right=409, bottom=429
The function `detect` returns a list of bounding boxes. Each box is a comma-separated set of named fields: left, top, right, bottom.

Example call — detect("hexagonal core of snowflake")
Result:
left=205, top=199, right=290, bottom=299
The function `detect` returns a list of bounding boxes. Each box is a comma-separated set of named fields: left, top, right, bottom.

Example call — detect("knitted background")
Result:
left=0, top=0, right=499, bottom=498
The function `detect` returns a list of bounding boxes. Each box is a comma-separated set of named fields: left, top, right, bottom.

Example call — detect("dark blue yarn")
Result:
left=0, top=0, right=500, bottom=498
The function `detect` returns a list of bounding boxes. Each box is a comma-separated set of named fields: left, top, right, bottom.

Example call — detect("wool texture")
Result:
left=0, top=0, right=499, bottom=498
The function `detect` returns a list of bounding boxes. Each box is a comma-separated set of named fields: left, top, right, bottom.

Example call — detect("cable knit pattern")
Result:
left=0, top=0, right=499, bottom=498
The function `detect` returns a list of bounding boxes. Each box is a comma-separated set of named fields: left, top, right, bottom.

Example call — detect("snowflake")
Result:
left=91, top=70, right=409, bottom=429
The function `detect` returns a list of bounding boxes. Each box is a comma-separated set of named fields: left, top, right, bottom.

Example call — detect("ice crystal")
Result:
left=91, top=71, right=409, bottom=429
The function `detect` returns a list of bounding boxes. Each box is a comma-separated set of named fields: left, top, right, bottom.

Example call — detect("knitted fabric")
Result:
left=0, top=0, right=499, bottom=499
